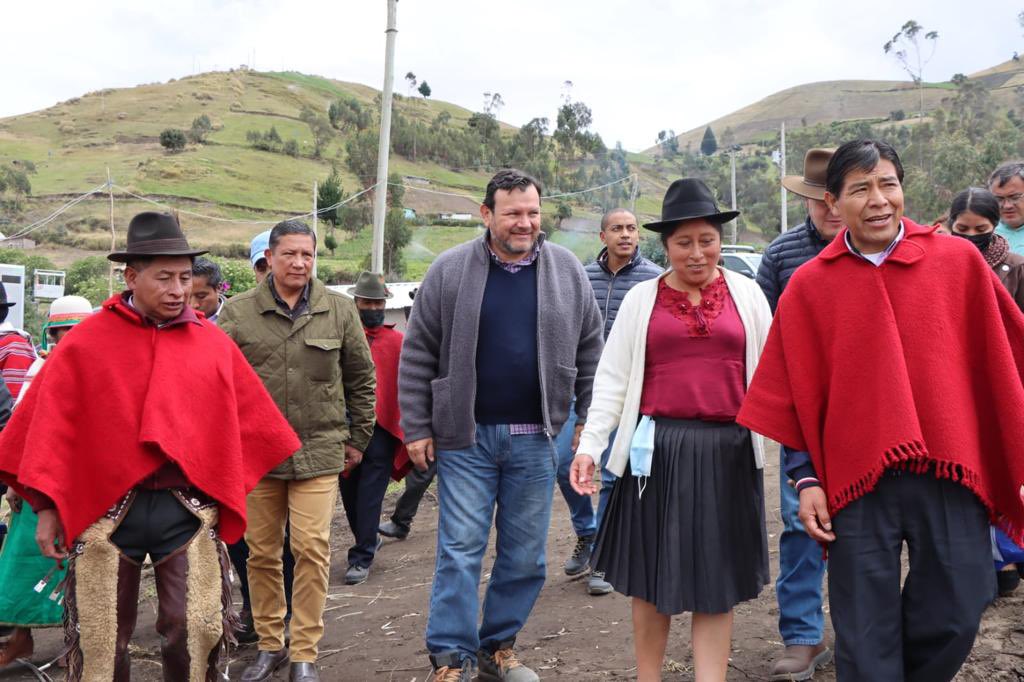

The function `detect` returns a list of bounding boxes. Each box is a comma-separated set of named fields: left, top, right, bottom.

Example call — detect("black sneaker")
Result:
left=563, top=535, right=594, bottom=577
left=997, top=568, right=1020, bottom=597
left=345, top=564, right=370, bottom=585
left=378, top=521, right=409, bottom=540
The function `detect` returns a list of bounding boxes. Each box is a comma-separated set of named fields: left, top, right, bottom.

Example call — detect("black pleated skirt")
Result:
left=592, top=418, right=769, bottom=615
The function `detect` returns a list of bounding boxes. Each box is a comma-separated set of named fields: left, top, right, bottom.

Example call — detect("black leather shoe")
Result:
left=378, top=520, right=409, bottom=539
left=290, top=661, right=320, bottom=681
left=241, top=649, right=289, bottom=681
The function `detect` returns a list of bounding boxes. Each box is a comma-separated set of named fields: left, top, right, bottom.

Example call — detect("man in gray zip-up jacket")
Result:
left=399, top=170, right=603, bottom=682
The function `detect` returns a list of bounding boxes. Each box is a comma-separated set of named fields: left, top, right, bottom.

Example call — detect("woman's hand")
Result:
left=798, top=487, right=836, bottom=543
left=570, top=454, right=597, bottom=496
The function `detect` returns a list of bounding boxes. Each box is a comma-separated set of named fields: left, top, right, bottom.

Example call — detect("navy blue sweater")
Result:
left=474, top=262, right=544, bottom=425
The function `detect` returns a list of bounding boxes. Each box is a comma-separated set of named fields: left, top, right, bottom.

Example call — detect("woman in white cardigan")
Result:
left=571, top=179, right=772, bottom=682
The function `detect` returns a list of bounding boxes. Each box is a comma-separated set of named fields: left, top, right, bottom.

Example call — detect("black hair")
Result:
left=948, top=187, right=1001, bottom=228
left=825, top=139, right=905, bottom=197
left=191, top=257, right=224, bottom=289
left=483, top=169, right=543, bottom=210
left=600, top=207, right=636, bottom=232
left=269, top=219, right=317, bottom=250
left=989, top=161, right=1024, bottom=189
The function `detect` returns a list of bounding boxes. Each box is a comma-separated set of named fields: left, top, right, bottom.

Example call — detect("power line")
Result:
left=5, top=184, right=107, bottom=240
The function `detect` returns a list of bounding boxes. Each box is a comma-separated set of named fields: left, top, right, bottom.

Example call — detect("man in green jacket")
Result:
left=219, top=219, right=376, bottom=682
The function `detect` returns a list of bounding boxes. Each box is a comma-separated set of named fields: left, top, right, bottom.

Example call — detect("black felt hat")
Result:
left=108, top=212, right=208, bottom=263
left=643, top=178, right=740, bottom=233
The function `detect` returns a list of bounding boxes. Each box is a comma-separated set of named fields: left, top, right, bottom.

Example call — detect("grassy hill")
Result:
left=652, top=59, right=1024, bottom=153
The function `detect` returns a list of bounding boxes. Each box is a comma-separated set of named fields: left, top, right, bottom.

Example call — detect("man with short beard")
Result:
left=740, top=140, right=1024, bottom=680
left=556, top=208, right=661, bottom=597
left=990, top=161, right=1024, bottom=254
left=756, top=148, right=840, bottom=680
left=400, top=169, right=604, bottom=682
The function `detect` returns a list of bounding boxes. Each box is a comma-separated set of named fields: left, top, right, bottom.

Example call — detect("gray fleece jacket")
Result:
left=398, top=233, right=605, bottom=451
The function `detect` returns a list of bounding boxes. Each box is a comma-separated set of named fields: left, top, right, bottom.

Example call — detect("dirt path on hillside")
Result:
left=5, top=444, right=1023, bottom=681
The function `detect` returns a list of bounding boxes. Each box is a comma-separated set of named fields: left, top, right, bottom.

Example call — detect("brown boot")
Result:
left=0, top=628, right=33, bottom=667
left=769, top=643, right=832, bottom=681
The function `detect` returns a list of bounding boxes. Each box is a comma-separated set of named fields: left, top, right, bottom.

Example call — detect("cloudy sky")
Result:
left=1, top=0, right=1020, bottom=151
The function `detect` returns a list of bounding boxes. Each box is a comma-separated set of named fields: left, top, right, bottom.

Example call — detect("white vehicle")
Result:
left=720, top=247, right=762, bottom=279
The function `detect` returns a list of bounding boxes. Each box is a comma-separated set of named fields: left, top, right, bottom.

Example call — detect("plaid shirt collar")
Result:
left=485, top=231, right=542, bottom=273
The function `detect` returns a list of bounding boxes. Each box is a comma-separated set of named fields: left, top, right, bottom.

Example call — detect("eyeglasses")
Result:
left=995, top=193, right=1024, bottom=206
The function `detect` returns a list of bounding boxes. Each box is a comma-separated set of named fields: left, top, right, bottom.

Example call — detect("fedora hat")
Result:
left=643, top=178, right=739, bottom=233
left=108, top=212, right=208, bottom=263
left=347, top=271, right=392, bottom=300
left=782, top=148, right=836, bottom=201
left=0, top=283, right=15, bottom=309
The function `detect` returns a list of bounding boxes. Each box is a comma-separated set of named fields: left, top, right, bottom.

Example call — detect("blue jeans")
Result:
left=555, top=401, right=618, bottom=538
left=426, top=425, right=556, bottom=664
left=777, top=445, right=826, bottom=646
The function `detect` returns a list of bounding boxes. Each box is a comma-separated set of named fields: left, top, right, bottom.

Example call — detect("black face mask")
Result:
left=359, top=309, right=385, bottom=328
left=955, top=231, right=994, bottom=253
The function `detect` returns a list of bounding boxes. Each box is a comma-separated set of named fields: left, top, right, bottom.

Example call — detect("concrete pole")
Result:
left=729, top=151, right=738, bottom=245
left=371, top=0, right=398, bottom=275
left=780, top=121, right=789, bottom=233
left=107, top=168, right=115, bottom=296
left=312, top=180, right=318, bottom=277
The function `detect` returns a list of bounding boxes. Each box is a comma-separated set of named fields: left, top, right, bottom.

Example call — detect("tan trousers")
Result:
left=246, top=475, right=338, bottom=662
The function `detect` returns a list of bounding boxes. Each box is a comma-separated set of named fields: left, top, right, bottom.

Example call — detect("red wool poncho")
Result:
left=365, top=324, right=409, bottom=480
left=738, top=220, right=1024, bottom=544
left=0, top=295, right=300, bottom=544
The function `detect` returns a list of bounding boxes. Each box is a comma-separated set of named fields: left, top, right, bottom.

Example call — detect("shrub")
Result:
left=159, top=128, right=187, bottom=152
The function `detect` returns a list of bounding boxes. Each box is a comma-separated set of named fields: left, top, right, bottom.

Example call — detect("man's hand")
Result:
left=572, top=424, right=584, bottom=454
left=35, top=509, right=67, bottom=562
left=798, top=487, right=835, bottom=543
left=4, top=488, right=21, bottom=513
left=343, top=445, right=363, bottom=473
left=407, top=438, right=435, bottom=472
left=570, top=454, right=597, bottom=496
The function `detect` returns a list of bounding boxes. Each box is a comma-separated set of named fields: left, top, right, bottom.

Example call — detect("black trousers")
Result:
left=226, top=528, right=295, bottom=614
left=828, top=469, right=996, bottom=681
left=390, top=458, right=438, bottom=530
left=340, top=425, right=399, bottom=568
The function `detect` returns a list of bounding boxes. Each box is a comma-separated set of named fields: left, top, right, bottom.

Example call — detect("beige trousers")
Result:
left=245, top=475, right=338, bottom=662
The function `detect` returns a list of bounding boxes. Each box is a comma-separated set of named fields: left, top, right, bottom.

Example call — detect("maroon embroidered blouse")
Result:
left=639, top=277, right=747, bottom=420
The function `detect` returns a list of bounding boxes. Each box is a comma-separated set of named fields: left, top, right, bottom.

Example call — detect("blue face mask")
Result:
left=629, top=415, right=656, bottom=498
left=359, top=309, right=385, bottom=328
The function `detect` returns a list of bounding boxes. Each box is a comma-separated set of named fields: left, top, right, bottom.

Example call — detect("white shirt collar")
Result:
left=845, top=221, right=905, bottom=267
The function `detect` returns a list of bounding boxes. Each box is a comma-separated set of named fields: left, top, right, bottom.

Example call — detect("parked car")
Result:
left=720, top=246, right=762, bottom=279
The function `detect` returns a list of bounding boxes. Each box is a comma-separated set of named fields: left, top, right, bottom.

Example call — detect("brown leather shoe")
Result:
left=241, top=648, right=290, bottom=681
left=0, top=628, right=33, bottom=667
left=769, top=644, right=832, bottom=681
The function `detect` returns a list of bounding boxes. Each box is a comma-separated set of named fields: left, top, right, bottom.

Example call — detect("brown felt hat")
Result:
left=108, top=212, right=208, bottom=263
left=782, top=148, right=836, bottom=201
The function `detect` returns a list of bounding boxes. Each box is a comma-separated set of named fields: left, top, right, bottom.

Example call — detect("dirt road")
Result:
left=5, top=444, right=1023, bottom=680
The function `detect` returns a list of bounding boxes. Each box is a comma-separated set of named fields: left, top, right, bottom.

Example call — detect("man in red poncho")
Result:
left=738, top=140, right=1024, bottom=681
left=0, top=212, right=300, bottom=681
left=338, top=271, right=408, bottom=586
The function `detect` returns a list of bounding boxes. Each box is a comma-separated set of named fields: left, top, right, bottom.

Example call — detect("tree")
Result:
left=418, top=81, right=431, bottom=99
left=657, top=129, right=679, bottom=158
left=324, top=233, right=338, bottom=256
left=299, top=107, right=335, bottom=158
left=317, top=165, right=344, bottom=230
left=383, top=208, right=411, bottom=278
left=884, top=20, right=939, bottom=120
left=387, top=172, right=404, bottom=208
left=65, top=256, right=109, bottom=296
left=282, top=139, right=299, bottom=157
left=159, top=128, right=187, bottom=152
left=188, top=114, right=212, bottom=143
left=404, top=71, right=417, bottom=97
left=700, top=126, right=718, bottom=156
left=554, top=202, right=572, bottom=230
left=345, top=131, right=379, bottom=190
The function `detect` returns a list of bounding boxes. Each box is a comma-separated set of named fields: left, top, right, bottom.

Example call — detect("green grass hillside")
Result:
left=651, top=59, right=1024, bottom=153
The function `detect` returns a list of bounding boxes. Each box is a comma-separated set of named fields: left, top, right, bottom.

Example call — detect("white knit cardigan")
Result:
left=577, top=267, right=773, bottom=476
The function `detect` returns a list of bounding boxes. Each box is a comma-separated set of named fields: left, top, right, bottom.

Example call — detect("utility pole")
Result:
left=729, top=150, right=738, bottom=245
left=312, top=180, right=318, bottom=277
left=371, top=0, right=398, bottom=275
left=107, top=168, right=115, bottom=296
left=780, top=121, right=788, bottom=233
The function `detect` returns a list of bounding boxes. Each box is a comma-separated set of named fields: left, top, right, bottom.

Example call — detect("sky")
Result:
left=1, top=0, right=1020, bottom=152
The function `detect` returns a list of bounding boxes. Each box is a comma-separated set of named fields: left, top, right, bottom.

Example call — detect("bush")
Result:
left=65, top=256, right=109, bottom=295
left=208, top=257, right=256, bottom=296
left=188, top=114, right=213, bottom=143
left=283, top=139, right=299, bottom=157
left=159, top=128, right=187, bottom=152
left=206, top=242, right=250, bottom=259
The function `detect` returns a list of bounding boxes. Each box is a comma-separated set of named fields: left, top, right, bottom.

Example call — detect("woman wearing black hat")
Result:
left=571, top=179, right=772, bottom=681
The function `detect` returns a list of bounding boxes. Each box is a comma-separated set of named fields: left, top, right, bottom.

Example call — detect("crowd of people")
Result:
left=0, top=140, right=1021, bottom=682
